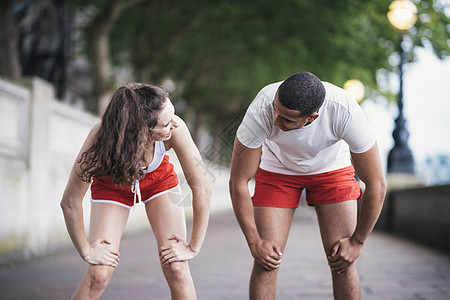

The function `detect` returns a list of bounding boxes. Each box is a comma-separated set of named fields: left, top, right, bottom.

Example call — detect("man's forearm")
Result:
left=230, top=183, right=261, bottom=246
left=352, top=183, right=386, bottom=244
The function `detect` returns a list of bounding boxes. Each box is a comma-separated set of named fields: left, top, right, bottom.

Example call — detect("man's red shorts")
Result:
left=91, top=155, right=179, bottom=209
left=252, top=165, right=362, bottom=208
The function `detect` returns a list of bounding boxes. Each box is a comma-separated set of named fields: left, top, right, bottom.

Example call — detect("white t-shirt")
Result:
left=236, top=81, right=375, bottom=175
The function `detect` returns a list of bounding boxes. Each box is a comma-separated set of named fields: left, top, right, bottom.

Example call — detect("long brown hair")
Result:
left=78, top=83, right=168, bottom=186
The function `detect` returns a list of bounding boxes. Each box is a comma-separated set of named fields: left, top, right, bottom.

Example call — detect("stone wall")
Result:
left=0, top=77, right=232, bottom=262
left=0, top=77, right=100, bottom=261
left=377, top=184, right=450, bottom=253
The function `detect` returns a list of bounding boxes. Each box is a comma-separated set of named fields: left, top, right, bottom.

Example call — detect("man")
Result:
left=229, top=72, right=386, bottom=299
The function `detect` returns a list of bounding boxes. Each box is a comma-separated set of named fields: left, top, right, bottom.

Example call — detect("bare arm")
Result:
left=166, top=116, right=211, bottom=256
left=60, top=124, right=120, bottom=267
left=351, top=142, right=387, bottom=244
left=229, top=138, right=282, bottom=270
left=229, top=138, right=262, bottom=246
left=328, top=143, right=387, bottom=273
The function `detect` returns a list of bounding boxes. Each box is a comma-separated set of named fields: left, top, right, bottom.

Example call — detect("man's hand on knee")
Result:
left=327, top=237, right=363, bottom=274
left=249, top=239, right=283, bottom=271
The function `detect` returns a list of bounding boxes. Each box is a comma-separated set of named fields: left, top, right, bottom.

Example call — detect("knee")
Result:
left=253, top=260, right=280, bottom=275
left=86, top=267, right=114, bottom=291
left=329, top=263, right=358, bottom=277
left=162, top=261, right=192, bottom=285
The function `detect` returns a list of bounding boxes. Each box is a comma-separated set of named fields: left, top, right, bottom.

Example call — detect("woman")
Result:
left=60, top=83, right=211, bottom=299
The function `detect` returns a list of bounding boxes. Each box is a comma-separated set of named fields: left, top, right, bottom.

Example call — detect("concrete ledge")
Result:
left=377, top=183, right=450, bottom=253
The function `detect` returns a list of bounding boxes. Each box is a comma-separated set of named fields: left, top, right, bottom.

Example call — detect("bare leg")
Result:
left=146, top=194, right=196, bottom=300
left=72, top=203, right=130, bottom=300
left=250, top=207, right=295, bottom=300
left=314, top=200, right=361, bottom=300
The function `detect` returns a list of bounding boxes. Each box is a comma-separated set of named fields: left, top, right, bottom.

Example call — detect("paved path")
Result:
left=1, top=205, right=449, bottom=299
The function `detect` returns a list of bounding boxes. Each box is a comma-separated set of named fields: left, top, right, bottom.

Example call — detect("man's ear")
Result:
left=308, top=112, right=319, bottom=123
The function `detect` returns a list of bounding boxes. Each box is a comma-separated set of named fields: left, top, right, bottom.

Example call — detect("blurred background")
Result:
left=0, top=0, right=449, bottom=261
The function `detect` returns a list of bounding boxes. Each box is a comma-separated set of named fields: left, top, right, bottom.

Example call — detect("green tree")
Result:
left=68, top=0, right=146, bottom=112
left=0, top=0, right=21, bottom=79
left=108, top=0, right=447, bottom=147
left=8, top=0, right=445, bottom=148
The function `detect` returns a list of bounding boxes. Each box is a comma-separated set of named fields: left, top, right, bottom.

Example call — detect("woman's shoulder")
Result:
left=173, top=114, right=185, bottom=125
left=82, top=121, right=101, bottom=145
left=164, top=115, right=190, bottom=150
left=173, top=115, right=189, bottom=134
left=90, top=121, right=102, bottom=135
left=164, top=115, right=185, bottom=146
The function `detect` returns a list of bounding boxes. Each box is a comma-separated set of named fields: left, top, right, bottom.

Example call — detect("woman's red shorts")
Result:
left=90, top=155, right=179, bottom=209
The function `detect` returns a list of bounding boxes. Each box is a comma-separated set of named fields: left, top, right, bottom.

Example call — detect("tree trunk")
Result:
left=0, top=0, right=22, bottom=78
left=87, top=0, right=145, bottom=113
left=192, top=112, right=203, bottom=147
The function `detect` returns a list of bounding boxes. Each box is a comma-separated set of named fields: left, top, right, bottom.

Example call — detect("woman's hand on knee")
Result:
left=159, top=234, right=197, bottom=265
left=83, top=239, right=120, bottom=268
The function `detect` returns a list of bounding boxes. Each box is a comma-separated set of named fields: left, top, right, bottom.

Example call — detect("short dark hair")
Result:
left=278, top=72, right=326, bottom=117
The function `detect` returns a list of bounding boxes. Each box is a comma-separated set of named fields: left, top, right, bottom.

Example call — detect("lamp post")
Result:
left=344, top=79, right=365, bottom=102
left=387, top=0, right=417, bottom=174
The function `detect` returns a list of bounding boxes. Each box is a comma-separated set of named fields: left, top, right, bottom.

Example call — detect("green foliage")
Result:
left=412, top=0, right=450, bottom=59
left=69, top=0, right=450, bottom=134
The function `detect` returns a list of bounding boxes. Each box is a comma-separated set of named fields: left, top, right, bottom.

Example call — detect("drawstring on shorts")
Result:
left=131, top=180, right=142, bottom=211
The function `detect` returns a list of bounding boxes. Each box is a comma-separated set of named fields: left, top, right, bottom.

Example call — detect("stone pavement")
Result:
left=1, top=205, right=449, bottom=300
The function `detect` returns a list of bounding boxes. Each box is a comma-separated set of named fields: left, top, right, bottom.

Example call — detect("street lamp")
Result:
left=386, top=0, right=417, bottom=174
left=344, top=79, right=365, bottom=102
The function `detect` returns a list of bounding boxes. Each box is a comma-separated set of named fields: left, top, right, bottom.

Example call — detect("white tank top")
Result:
left=131, top=140, right=168, bottom=209
left=144, top=140, right=166, bottom=173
